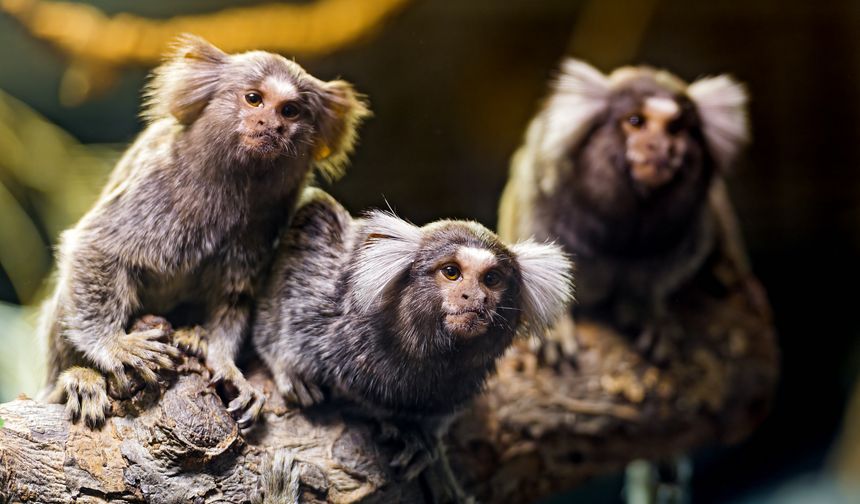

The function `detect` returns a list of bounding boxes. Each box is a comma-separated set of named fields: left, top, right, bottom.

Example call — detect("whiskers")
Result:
left=489, top=306, right=522, bottom=332
left=487, top=306, right=516, bottom=333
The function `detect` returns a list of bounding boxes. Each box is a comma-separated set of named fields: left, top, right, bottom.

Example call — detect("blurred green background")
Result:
left=1, top=0, right=859, bottom=502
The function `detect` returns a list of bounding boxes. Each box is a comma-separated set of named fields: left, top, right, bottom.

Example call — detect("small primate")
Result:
left=39, top=35, right=369, bottom=428
left=253, top=189, right=573, bottom=479
left=499, top=58, right=750, bottom=357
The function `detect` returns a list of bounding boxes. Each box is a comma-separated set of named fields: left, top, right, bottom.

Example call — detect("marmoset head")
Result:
left=611, top=77, right=702, bottom=191
left=348, top=212, right=574, bottom=359
left=144, top=35, right=369, bottom=178
left=533, top=59, right=748, bottom=200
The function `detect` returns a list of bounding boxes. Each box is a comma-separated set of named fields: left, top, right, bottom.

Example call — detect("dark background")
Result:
left=1, top=0, right=858, bottom=502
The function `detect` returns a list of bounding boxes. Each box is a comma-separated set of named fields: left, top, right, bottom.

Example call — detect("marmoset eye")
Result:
left=281, top=103, right=300, bottom=118
left=627, top=114, right=645, bottom=128
left=245, top=92, right=263, bottom=106
left=441, top=265, right=461, bottom=281
left=483, top=270, right=501, bottom=287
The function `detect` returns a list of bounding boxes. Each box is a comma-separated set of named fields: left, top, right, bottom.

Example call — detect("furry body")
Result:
left=40, top=35, right=368, bottom=428
left=252, top=189, right=572, bottom=478
left=255, top=189, right=572, bottom=415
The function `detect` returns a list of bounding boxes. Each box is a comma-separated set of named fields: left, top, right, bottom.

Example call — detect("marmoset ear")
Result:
left=309, top=80, right=371, bottom=182
left=349, top=211, right=422, bottom=314
left=687, top=74, right=750, bottom=171
left=536, top=58, right=612, bottom=161
left=510, top=241, right=574, bottom=334
left=142, top=34, right=228, bottom=125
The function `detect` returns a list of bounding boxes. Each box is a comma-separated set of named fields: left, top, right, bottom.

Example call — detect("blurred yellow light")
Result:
left=1, top=0, right=410, bottom=103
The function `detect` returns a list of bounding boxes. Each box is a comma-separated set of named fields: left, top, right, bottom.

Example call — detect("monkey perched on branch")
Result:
left=499, top=59, right=751, bottom=359
left=252, top=189, right=574, bottom=482
left=39, top=35, right=370, bottom=429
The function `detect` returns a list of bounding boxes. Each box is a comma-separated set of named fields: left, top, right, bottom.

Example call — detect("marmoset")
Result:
left=499, top=59, right=750, bottom=357
left=39, top=35, right=369, bottom=428
left=253, top=189, right=573, bottom=479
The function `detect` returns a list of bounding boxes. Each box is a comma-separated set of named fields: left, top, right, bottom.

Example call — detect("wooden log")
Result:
left=0, top=254, right=778, bottom=503
left=446, top=260, right=778, bottom=502
left=0, top=357, right=432, bottom=503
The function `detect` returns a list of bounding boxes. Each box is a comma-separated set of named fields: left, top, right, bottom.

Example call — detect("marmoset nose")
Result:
left=646, top=134, right=671, bottom=155
left=645, top=139, right=659, bottom=151
left=460, top=290, right=486, bottom=304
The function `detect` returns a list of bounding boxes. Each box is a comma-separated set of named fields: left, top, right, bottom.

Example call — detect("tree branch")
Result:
left=0, top=257, right=777, bottom=503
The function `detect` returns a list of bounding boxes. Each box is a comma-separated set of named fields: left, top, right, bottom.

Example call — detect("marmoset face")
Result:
left=143, top=36, right=367, bottom=177
left=431, top=245, right=514, bottom=339
left=606, top=81, right=705, bottom=194
left=351, top=213, right=572, bottom=360
left=229, top=58, right=320, bottom=161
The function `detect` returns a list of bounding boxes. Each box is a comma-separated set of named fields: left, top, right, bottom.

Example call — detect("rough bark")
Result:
left=446, top=266, right=778, bottom=502
left=0, top=356, right=433, bottom=503
left=0, top=259, right=777, bottom=504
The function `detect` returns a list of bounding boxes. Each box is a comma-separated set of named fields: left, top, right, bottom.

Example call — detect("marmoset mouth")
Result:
left=242, top=132, right=287, bottom=157
left=631, top=161, right=675, bottom=188
left=444, top=309, right=490, bottom=338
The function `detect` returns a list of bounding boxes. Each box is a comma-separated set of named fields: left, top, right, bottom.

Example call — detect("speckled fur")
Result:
left=39, top=35, right=369, bottom=428
left=253, top=189, right=573, bottom=417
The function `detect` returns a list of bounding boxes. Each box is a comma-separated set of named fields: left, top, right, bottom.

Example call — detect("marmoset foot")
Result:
left=530, top=312, right=578, bottom=365
left=275, top=372, right=324, bottom=409
left=212, top=361, right=266, bottom=429
left=105, top=327, right=181, bottom=396
left=173, top=325, right=208, bottom=358
left=379, top=421, right=440, bottom=481
left=52, top=366, right=111, bottom=429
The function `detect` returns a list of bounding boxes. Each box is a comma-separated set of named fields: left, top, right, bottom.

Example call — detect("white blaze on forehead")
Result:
left=644, top=96, right=680, bottom=119
left=455, top=247, right=497, bottom=271
left=263, top=76, right=299, bottom=100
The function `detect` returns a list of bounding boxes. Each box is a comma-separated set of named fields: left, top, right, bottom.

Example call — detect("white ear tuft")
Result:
left=535, top=58, right=611, bottom=161
left=349, top=211, right=423, bottom=314
left=510, top=241, right=574, bottom=334
left=687, top=74, right=750, bottom=170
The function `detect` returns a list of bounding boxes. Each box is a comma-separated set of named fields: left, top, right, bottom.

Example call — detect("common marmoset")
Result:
left=39, top=35, right=369, bottom=428
left=253, top=189, right=573, bottom=478
left=499, top=59, right=750, bottom=357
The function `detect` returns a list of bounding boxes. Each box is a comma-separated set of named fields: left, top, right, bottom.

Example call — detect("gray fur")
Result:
left=253, top=189, right=573, bottom=417
left=40, top=35, right=369, bottom=428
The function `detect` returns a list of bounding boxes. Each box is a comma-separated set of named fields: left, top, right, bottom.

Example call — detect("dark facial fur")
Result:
left=253, top=189, right=573, bottom=417
left=40, top=35, right=369, bottom=428
left=563, top=77, right=713, bottom=256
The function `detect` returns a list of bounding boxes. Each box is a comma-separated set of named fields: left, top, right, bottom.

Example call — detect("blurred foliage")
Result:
left=0, top=88, right=116, bottom=303
left=0, top=0, right=410, bottom=105
left=0, top=302, right=43, bottom=402
left=0, top=88, right=115, bottom=401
